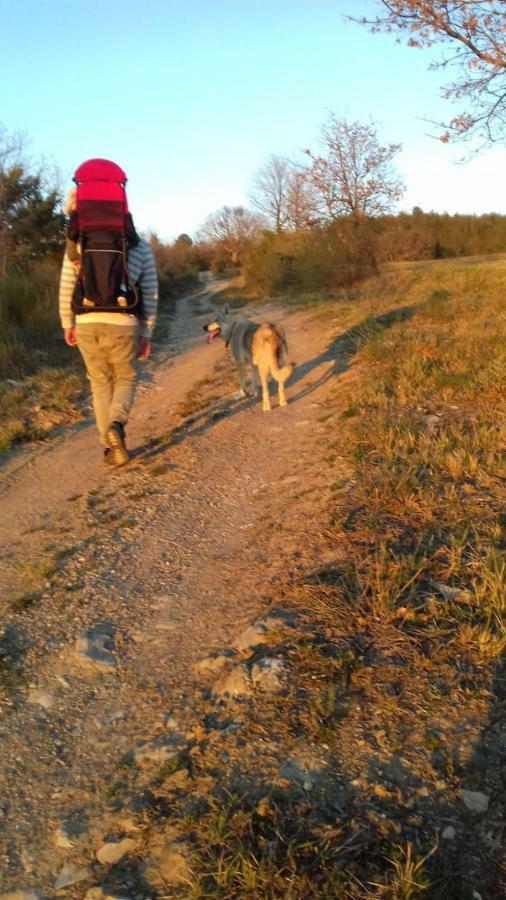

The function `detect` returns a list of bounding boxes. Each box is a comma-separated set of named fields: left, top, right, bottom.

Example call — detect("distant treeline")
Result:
left=138, top=210, right=506, bottom=297
left=374, top=209, right=506, bottom=262
left=240, top=210, right=506, bottom=294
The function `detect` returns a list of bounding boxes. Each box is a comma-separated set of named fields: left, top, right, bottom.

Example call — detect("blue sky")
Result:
left=1, top=0, right=505, bottom=240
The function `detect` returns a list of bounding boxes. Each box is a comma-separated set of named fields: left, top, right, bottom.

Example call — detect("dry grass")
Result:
left=181, top=256, right=506, bottom=899
left=0, top=366, right=86, bottom=452
left=336, top=261, right=505, bottom=651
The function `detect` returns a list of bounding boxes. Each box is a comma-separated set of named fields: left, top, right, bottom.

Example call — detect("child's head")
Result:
left=63, top=188, right=76, bottom=216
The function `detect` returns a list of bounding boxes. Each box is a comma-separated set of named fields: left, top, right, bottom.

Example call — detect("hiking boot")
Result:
left=105, top=421, right=129, bottom=467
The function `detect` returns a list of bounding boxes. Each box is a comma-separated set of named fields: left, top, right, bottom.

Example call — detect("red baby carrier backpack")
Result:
left=68, top=158, right=142, bottom=315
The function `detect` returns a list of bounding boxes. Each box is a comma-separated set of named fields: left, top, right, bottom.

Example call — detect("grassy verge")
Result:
left=0, top=263, right=88, bottom=452
left=297, top=257, right=505, bottom=897
left=0, top=367, right=86, bottom=453
left=177, top=257, right=505, bottom=898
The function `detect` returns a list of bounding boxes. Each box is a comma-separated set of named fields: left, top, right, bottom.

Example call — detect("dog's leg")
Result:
left=258, top=363, right=271, bottom=411
left=278, top=376, right=288, bottom=408
left=269, top=339, right=293, bottom=408
left=250, top=366, right=259, bottom=397
left=237, top=364, right=248, bottom=398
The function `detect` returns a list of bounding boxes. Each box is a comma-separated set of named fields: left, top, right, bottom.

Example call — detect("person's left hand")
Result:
left=137, top=336, right=152, bottom=359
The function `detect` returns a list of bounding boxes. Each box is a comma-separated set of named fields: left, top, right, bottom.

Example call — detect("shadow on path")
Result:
left=288, top=303, right=416, bottom=404
left=134, top=303, right=417, bottom=463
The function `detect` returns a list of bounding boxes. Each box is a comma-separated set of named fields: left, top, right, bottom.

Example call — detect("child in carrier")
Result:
left=63, top=188, right=80, bottom=269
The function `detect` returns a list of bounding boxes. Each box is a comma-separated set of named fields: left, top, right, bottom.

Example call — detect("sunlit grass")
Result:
left=187, top=255, right=506, bottom=899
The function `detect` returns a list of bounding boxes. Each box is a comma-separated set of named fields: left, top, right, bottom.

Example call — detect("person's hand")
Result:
left=137, top=336, right=152, bottom=359
left=64, top=327, right=77, bottom=347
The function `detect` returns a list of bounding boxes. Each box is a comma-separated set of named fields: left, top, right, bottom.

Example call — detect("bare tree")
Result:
left=353, top=1, right=506, bottom=145
left=197, top=205, right=264, bottom=266
left=251, top=154, right=318, bottom=231
left=250, top=155, right=291, bottom=232
left=305, top=115, right=404, bottom=222
left=285, top=167, right=318, bottom=229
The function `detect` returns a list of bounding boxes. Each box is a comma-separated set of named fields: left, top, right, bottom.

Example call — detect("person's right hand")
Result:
left=137, top=336, right=152, bottom=359
left=64, top=327, right=77, bottom=347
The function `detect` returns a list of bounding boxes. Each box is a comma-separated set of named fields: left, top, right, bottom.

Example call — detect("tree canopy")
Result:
left=305, top=115, right=404, bottom=221
left=0, top=126, right=63, bottom=276
left=197, top=205, right=265, bottom=267
left=355, top=1, right=506, bottom=145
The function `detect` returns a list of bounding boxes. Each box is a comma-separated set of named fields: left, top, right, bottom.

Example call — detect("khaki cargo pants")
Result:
left=76, top=323, right=139, bottom=447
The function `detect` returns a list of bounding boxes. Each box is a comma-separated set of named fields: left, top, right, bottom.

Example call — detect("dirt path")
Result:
left=0, top=288, right=348, bottom=895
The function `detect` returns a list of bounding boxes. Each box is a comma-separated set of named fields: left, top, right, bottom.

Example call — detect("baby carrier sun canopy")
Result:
left=68, top=158, right=142, bottom=316
left=73, top=159, right=129, bottom=232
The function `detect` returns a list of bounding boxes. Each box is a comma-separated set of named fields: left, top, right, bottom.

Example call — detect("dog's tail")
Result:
left=269, top=324, right=295, bottom=381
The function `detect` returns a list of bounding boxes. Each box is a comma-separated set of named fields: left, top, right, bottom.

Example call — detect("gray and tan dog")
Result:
left=204, top=305, right=294, bottom=411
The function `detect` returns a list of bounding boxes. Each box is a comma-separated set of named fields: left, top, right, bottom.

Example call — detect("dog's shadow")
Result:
left=133, top=303, right=417, bottom=463
left=287, top=303, right=416, bottom=403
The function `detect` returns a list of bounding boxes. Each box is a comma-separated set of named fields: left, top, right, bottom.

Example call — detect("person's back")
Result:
left=59, top=158, right=158, bottom=466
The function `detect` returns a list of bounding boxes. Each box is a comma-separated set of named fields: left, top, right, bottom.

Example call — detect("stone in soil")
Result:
left=458, top=789, right=489, bottom=813
left=144, top=841, right=192, bottom=888
left=133, top=742, right=181, bottom=768
left=96, top=837, right=137, bottom=865
left=73, top=621, right=116, bottom=672
left=250, top=657, right=285, bottom=692
left=194, top=654, right=228, bottom=675
left=212, top=664, right=252, bottom=698
left=54, top=862, right=92, bottom=889
left=233, top=623, right=269, bottom=651
left=27, top=688, right=55, bottom=709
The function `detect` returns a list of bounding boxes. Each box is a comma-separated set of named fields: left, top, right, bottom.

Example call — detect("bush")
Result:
left=244, top=222, right=377, bottom=294
left=0, top=262, right=63, bottom=378
left=0, top=261, right=58, bottom=330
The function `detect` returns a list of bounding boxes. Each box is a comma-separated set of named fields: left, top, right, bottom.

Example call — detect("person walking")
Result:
left=59, top=159, right=158, bottom=467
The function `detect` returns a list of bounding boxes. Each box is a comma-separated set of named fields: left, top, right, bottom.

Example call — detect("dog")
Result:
left=204, top=304, right=294, bottom=411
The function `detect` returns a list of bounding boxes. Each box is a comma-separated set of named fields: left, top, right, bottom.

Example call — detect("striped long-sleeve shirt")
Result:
left=59, top=238, right=159, bottom=338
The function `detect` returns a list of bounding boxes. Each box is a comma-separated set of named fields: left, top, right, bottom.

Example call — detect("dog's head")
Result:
left=203, top=304, right=234, bottom=344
